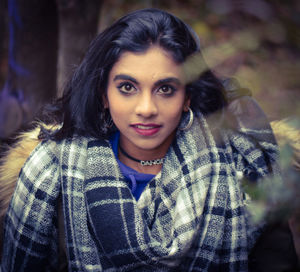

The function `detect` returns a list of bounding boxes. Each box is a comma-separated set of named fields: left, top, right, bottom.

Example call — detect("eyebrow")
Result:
left=113, top=74, right=138, bottom=84
left=113, top=74, right=182, bottom=87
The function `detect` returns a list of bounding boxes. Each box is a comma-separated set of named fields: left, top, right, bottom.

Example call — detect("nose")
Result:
left=135, top=92, right=158, bottom=118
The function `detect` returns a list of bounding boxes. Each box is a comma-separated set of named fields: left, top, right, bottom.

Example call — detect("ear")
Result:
left=103, top=94, right=109, bottom=109
left=183, top=94, right=191, bottom=112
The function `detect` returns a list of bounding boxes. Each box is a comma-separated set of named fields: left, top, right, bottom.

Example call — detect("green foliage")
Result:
left=243, top=142, right=300, bottom=224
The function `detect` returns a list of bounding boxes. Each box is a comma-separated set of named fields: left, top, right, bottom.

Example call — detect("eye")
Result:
left=117, top=82, right=136, bottom=94
left=157, top=85, right=176, bottom=96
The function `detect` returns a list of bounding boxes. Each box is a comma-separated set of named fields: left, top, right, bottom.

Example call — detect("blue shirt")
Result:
left=109, top=132, right=155, bottom=200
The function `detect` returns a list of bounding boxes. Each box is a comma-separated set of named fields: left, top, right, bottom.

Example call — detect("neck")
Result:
left=117, top=130, right=176, bottom=174
left=118, top=147, right=163, bottom=175
left=119, top=145, right=164, bottom=165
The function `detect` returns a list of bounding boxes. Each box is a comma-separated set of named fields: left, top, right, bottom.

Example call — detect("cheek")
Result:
left=107, top=90, right=122, bottom=113
left=109, top=103, right=126, bottom=119
left=160, top=106, right=184, bottom=130
left=107, top=97, right=132, bottom=127
left=162, top=97, right=186, bottom=121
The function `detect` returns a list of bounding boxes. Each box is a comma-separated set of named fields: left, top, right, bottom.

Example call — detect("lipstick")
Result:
left=130, top=123, right=161, bottom=136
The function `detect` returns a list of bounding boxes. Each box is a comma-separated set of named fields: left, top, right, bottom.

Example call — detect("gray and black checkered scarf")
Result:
left=2, top=99, right=279, bottom=271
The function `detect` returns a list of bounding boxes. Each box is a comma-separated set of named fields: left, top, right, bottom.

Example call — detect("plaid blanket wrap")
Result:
left=1, top=97, right=279, bottom=271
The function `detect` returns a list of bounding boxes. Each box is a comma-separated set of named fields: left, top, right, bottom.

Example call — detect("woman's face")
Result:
left=105, top=46, right=190, bottom=158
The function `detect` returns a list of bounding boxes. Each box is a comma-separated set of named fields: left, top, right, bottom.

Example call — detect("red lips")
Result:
left=130, top=123, right=162, bottom=136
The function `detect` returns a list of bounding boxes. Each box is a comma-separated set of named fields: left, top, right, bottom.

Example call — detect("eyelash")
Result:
left=116, top=82, right=177, bottom=96
left=117, top=82, right=136, bottom=94
left=157, top=85, right=176, bottom=96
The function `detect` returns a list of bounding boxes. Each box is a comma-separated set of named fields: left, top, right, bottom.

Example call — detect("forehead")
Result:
left=109, top=46, right=185, bottom=82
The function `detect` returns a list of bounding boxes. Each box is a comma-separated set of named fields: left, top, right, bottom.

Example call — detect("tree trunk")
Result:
left=13, top=0, right=58, bottom=119
left=56, top=0, right=102, bottom=96
left=0, top=0, right=58, bottom=139
left=0, top=0, right=102, bottom=138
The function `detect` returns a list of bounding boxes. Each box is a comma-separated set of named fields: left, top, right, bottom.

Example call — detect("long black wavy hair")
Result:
left=41, top=8, right=226, bottom=140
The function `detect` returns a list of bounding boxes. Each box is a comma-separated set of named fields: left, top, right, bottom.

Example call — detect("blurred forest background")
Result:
left=0, top=0, right=300, bottom=260
left=0, top=0, right=299, bottom=141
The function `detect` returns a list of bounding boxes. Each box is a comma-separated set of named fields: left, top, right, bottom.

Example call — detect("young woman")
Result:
left=1, top=8, right=279, bottom=271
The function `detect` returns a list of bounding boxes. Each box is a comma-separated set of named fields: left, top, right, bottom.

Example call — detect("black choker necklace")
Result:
left=119, top=145, right=164, bottom=166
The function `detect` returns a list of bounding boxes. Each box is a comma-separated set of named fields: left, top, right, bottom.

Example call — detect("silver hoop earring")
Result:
left=180, top=107, right=194, bottom=131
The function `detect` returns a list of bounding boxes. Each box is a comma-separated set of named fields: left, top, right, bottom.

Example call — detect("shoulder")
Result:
left=0, top=126, right=59, bottom=216
left=0, top=127, right=42, bottom=217
left=0, top=125, right=60, bottom=245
